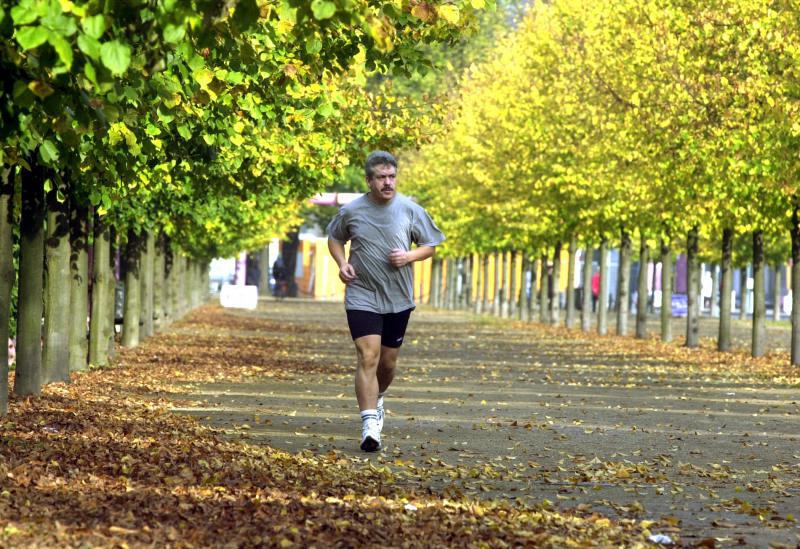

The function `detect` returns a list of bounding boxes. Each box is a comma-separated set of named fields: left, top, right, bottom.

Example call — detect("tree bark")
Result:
left=259, top=245, right=270, bottom=296
left=518, top=255, right=528, bottom=320
left=636, top=232, right=649, bottom=339
left=617, top=229, right=631, bottom=336
left=772, top=265, right=781, bottom=322
left=431, top=257, right=441, bottom=308
left=283, top=231, right=300, bottom=297
left=447, top=258, right=457, bottom=310
left=482, top=254, right=490, bottom=314
left=529, top=257, right=539, bottom=321
left=140, top=232, right=155, bottom=338
left=660, top=239, right=673, bottom=343
left=686, top=226, right=700, bottom=348
left=494, top=253, right=502, bottom=317
left=597, top=239, right=609, bottom=335
left=153, top=234, right=165, bottom=331
left=718, top=228, right=733, bottom=352
left=752, top=230, right=766, bottom=357
left=739, top=267, right=748, bottom=320
left=550, top=242, right=561, bottom=325
left=14, top=165, right=46, bottom=396
left=68, top=203, right=90, bottom=372
left=474, top=255, right=483, bottom=314
left=791, top=201, right=800, bottom=365
left=106, top=228, right=117, bottom=359
left=508, top=251, right=517, bottom=319
left=539, top=253, right=548, bottom=323
left=581, top=248, right=592, bottom=332
left=89, top=216, right=110, bottom=367
left=565, top=238, right=576, bottom=329
left=122, top=229, right=142, bottom=348
left=0, top=169, right=14, bottom=414
left=464, top=255, right=473, bottom=309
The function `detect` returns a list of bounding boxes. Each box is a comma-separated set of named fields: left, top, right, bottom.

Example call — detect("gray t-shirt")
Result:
left=327, top=193, right=445, bottom=314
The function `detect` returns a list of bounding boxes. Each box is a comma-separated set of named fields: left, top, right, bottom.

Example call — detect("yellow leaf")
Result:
left=437, top=5, right=460, bottom=24
left=471, top=0, right=485, bottom=8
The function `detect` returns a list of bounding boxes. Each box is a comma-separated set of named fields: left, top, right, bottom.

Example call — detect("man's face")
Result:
left=367, top=163, right=397, bottom=202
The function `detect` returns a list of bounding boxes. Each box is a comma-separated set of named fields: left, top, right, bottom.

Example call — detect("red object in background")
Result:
left=591, top=271, right=600, bottom=297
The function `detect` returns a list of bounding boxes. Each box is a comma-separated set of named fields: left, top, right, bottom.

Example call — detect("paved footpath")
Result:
left=167, top=299, right=800, bottom=547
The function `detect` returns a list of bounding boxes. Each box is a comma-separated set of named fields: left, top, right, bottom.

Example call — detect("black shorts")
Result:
left=346, top=308, right=414, bottom=348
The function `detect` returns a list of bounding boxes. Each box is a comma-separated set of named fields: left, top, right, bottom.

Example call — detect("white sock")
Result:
left=377, top=392, right=386, bottom=409
left=361, top=409, right=378, bottom=424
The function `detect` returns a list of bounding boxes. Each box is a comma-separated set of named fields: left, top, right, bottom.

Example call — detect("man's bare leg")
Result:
left=354, top=335, right=382, bottom=410
left=377, top=346, right=399, bottom=393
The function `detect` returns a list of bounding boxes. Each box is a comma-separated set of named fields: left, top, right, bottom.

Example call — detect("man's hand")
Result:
left=339, top=263, right=357, bottom=284
left=389, top=248, right=410, bottom=268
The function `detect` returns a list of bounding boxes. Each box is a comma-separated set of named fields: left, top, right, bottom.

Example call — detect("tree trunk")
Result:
left=14, top=165, right=46, bottom=396
left=259, top=245, right=270, bottom=296
left=464, top=255, right=473, bottom=309
left=529, top=257, right=539, bottom=321
left=474, top=255, right=483, bottom=314
left=494, top=253, right=502, bottom=317
left=660, top=239, right=673, bottom=343
left=565, top=238, right=576, bottom=329
left=772, top=265, right=781, bottom=322
left=89, top=216, right=110, bottom=367
left=752, top=230, right=766, bottom=357
left=617, top=229, right=631, bottom=336
left=106, top=229, right=117, bottom=359
left=739, top=267, right=748, bottom=320
left=431, top=258, right=441, bottom=308
left=791, top=201, right=800, bottom=365
left=68, top=203, right=90, bottom=373
left=581, top=248, right=592, bottom=332
left=508, top=251, right=517, bottom=319
left=447, top=258, right=457, bottom=310
left=709, top=264, right=719, bottom=317
left=636, top=232, right=648, bottom=339
left=482, top=254, right=490, bottom=314
left=686, top=226, right=700, bottom=348
left=153, top=234, right=165, bottom=331
left=0, top=169, right=14, bottom=414
left=598, top=239, right=609, bottom=335
left=519, top=255, right=528, bottom=320
left=140, top=232, right=155, bottom=338
left=550, top=242, right=561, bottom=325
left=718, top=228, right=733, bottom=352
left=539, top=253, right=548, bottom=323
left=283, top=231, right=300, bottom=297
left=163, top=242, right=174, bottom=326
left=122, top=229, right=142, bottom=348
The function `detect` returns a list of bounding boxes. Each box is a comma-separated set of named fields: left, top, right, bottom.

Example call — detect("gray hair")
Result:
left=365, top=151, right=397, bottom=178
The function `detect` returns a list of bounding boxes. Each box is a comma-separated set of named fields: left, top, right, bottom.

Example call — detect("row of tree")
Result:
left=406, top=0, right=800, bottom=364
left=0, top=0, right=493, bottom=415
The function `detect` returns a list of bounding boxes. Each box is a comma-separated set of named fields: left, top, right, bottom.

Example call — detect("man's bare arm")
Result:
left=388, top=246, right=436, bottom=268
left=328, top=237, right=357, bottom=284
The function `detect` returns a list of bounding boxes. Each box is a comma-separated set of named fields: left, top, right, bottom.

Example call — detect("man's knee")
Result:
left=379, top=348, right=399, bottom=370
left=355, top=339, right=381, bottom=369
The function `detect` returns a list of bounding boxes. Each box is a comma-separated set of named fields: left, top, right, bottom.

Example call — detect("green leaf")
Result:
left=305, top=36, right=322, bottom=55
left=232, top=0, right=258, bottom=31
left=77, top=33, right=101, bottom=60
left=49, top=34, right=73, bottom=67
left=40, top=141, right=59, bottom=164
left=177, top=124, right=191, bottom=140
left=84, top=61, right=97, bottom=85
left=81, top=14, right=105, bottom=39
left=193, top=68, right=214, bottom=87
left=163, top=23, right=185, bottom=44
left=100, top=40, right=131, bottom=75
left=311, top=0, right=336, bottom=20
left=15, top=25, right=50, bottom=50
left=10, top=4, right=38, bottom=25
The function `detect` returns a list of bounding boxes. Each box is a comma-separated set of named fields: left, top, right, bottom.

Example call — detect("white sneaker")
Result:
left=376, top=396, right=385, bottom=432
left=360, top=418, right=381, bottom=452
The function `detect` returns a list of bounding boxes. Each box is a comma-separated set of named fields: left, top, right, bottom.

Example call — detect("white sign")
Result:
left=220, top=284, right=259, bottom=310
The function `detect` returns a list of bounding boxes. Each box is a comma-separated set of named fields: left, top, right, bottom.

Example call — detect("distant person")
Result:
left=591, top=270, right=600, bottom=312
left=327, top=151, right=445, bottom=452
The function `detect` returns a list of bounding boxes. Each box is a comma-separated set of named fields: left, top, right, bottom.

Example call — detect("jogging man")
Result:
left=327, top=151, right=445, bottom=452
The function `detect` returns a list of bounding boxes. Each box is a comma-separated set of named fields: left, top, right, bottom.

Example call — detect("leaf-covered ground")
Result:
left=160, top=301, right=800, bottom=548
left=1, top=304, right=660, bottom=548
